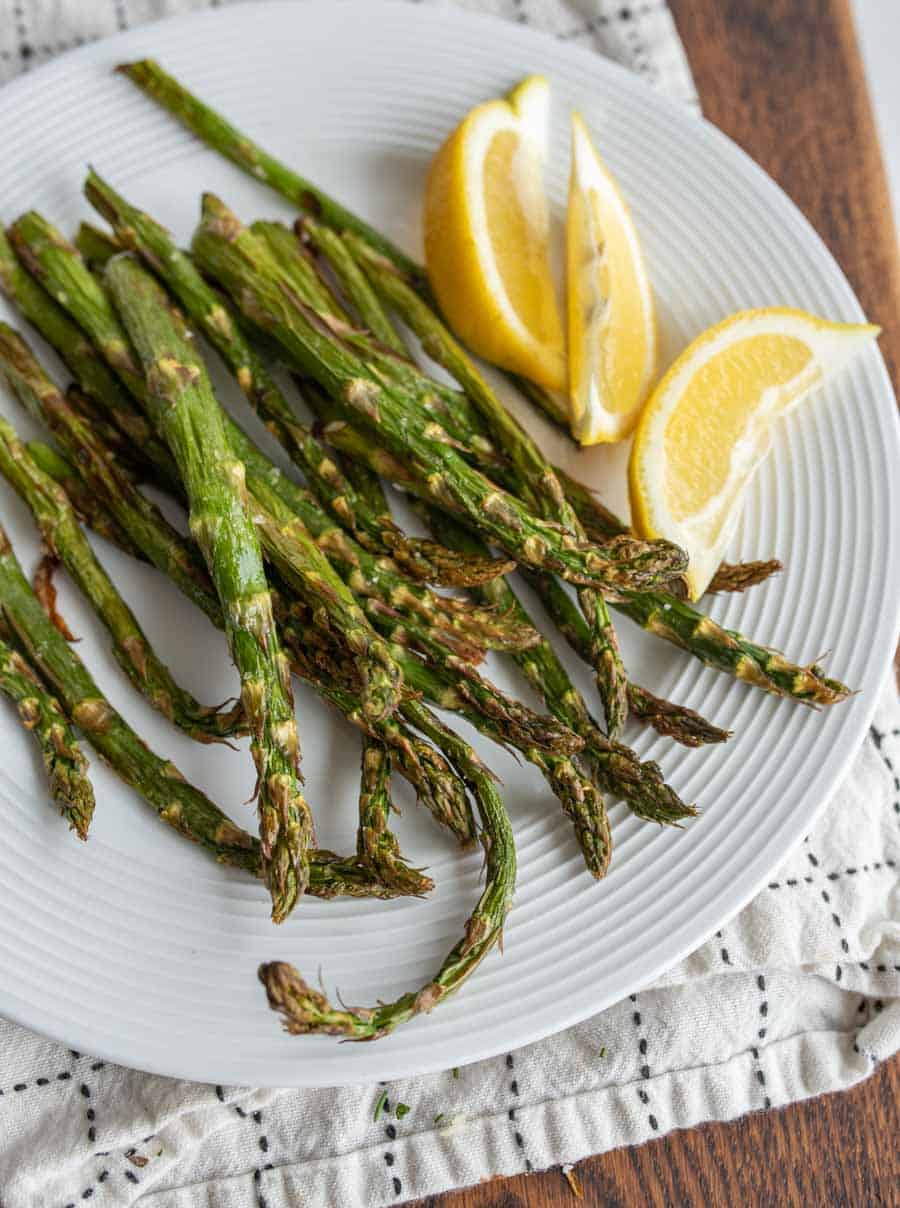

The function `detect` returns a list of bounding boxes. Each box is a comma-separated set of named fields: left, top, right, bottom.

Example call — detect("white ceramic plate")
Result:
left=0, top=1, right=897, bottom=1088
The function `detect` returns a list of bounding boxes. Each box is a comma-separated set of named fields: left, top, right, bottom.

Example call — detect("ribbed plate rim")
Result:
left=0, top=0, right=897, bottom=1087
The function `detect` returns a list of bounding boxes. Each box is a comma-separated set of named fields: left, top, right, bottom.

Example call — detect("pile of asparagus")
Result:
left=0, top=61, right=851, bottom=1041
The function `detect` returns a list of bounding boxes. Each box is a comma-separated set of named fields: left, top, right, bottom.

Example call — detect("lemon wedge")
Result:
left=629, top=308, right=879, bottom=599
left=567, top=112, right=657, bottom=445
left=424, top=75, right=566, bottom=391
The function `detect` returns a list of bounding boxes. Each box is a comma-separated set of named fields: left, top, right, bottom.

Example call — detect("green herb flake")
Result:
left=598, top=1046, right=607, bottom=1058
left=451, top=1067, right=460, bottom=1079
left=373, top=1090, right=389, bottom=1123
left=395, top=1102, right=411, bottom=1119
left=434, top=1113, right=445, bottom=1125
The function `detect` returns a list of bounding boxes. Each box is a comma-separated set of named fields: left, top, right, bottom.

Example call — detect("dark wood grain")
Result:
left=418, top=1060, right=898, bottom=1207
left=423, top=2, right=899, bottom=1204
left=673, top=0, right=900, bottom=392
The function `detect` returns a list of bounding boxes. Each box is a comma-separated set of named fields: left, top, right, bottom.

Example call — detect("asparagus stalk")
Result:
left=0, top=633, right=95, bottom=838
left=616, top=587, right=850, bottom=706
left=279, top=595, right=582, bottom=844
left=79, top=215, right=347, bottom=364
left=287, top=597, right=585, bottom=766
left=0, top=323, right=224, bottom=627
left=294, top=302, right=513, bottom=477
left=426, top=508, right=696, bottom=825
left=571, top=587, right=627, bottom=738
left=304, top=367, right=506, bottom=479
left=31, top=436, right=475, bottom=848
left=25, top=344, right=530, bottom=661
left=238, top=471, right=407, bottom=717
left=0, top=587, right=413, bottom=898
left=342, top=238, right=575, bottom=529
left=317, top=413, right=433, bottom=492
left=306, top=384, right=506, bottom=589
left=297, top=417, right=513, bottom=586
left=267, top=400, right=514, bottom=588
left=351, top=529, right=612, bottom=866
left=0, top=227, right=136, bottom=441
left=0, top=242, right=537, bottom=660
left=280, top=627, right=475, bottom=845
left=322, top=403, right=778, bottom=600
left=65, top=382, right=142, bottom=468
left=299, top=216, right=407, bottom=353
left=555, top=472, right=783, bottom=597
left=0, top=413, right=244, bottom=744
left=303, top=851, right=432, bottom=901
left=252, top=220, right=351, bottom=321
left=117, top=58, right=427, bottom=288
left=302, top=381, right=495, bottom=666
left=378, top=630, right=583, bottom=757
left=503, top=538, right=786, bottom=732
left=82, top=175, right=306, bottom=443
left=398, top=646, right=610, bottom=874
left=84, top=172, right=506, bottom=590
left=347, top=234, right=634, bottom=738
left=2, top=245, right=521, bottom=651
left=261, top=700, right=514, bottom=1040
left=357, top=737, right=433, bottom=896
left=0, top=524, right=263, bottom=870
left=555, top=472, right=629, bottom=542
left=626, top=682, right=731, bottom=748
left=105, top=254, right=314, bottom=922
left=6, top=215, right=183, bottom=489
left=321, top=418, right=710, bottom=748
left=192, top=196, right=686, bottom=594
left=316, top=334, right=776, bottom=606
left=13, top=435, right=575, bottom=850
left=524, top=569, right=730, bottom=748
left=302, top=378, right=402, bottom=518
left=215, top=405, right=540, bottom=655
left=26, top=439, right=141, bottom=557
left=239, top=439, right=527, bottom=648
left=325, top=414, right=847, bottom=710
left=283, top=268, right=507, bottom=473
left=74, top=221, right=119, bottom=268
left=354, top=594, right=486, bottom=667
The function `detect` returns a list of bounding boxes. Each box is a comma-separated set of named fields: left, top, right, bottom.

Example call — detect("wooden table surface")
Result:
left=425, top=1, right=900, bottom=1204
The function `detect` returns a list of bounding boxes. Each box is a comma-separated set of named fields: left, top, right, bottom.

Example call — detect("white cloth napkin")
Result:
left=0, top=2, right=897, bottom=1206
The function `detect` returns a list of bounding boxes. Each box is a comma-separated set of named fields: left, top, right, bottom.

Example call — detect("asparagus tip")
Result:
left=60, top=775, right=95, bottom=841
left=259, top=960, right=371, bottom=1037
